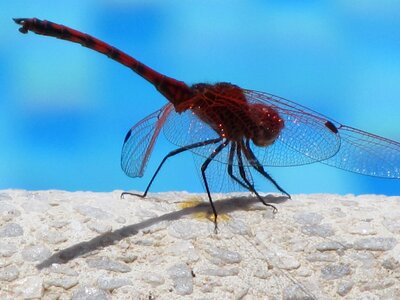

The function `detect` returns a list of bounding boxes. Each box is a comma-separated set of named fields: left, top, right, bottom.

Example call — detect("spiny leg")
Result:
left=244, top=139, right=291, bottom=199
left=201, top=140, right=230, bottom=233
left=121, top=138, right=222, bottom=198
left=236, top=141, right=277, bottom=212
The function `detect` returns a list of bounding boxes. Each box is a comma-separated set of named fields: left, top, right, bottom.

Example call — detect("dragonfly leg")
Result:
left=201, top=140, right=230, bottom=233
left=236, top=142, right=277, bottom=212
left=121, top=138, right=222, bottom=199
left=244, top=139, right=291, bottom=200
left=227, top=143, right=254, bottom=190
left=227, top=143, right=277, bottom=211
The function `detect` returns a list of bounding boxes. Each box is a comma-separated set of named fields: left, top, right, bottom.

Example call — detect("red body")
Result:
left=14, top=18, right=285, bottom=149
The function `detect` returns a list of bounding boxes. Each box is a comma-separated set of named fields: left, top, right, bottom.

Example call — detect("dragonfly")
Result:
left=15, top=18, right=400, bottom=230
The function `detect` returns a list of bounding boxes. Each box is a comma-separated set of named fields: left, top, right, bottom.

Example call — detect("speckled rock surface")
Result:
left=0, top=190, right=400, bottom=299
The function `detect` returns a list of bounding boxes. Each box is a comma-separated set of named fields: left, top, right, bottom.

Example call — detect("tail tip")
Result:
left=13, top=18, right=26, bottom=24
left=13, top=18, right=30, bottom=33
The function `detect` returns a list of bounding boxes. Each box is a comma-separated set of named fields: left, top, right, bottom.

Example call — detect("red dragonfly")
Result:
left=15, top=18, right=400, bottom=229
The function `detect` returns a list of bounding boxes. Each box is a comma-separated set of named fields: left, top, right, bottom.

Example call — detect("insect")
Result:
left=15, top=18, right=400, bottom=230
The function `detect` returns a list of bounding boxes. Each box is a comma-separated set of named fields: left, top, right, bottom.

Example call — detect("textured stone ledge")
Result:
left=0, top=190, right=399, bottom=299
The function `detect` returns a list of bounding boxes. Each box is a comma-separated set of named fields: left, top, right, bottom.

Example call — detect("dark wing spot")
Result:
left=325, top=121, right=338, bottom=133
left=123, top=130, right=132, bottom=144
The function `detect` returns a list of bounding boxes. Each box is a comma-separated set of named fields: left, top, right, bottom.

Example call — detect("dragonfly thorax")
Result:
left=177, top=82, right=284, bottom=146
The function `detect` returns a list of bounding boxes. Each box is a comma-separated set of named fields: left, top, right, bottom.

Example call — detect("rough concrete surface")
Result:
left=1, top=190, right=400, bottom=299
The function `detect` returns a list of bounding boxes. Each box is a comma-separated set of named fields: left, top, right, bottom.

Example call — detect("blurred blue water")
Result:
left=1, top=1, right=399, bottom=195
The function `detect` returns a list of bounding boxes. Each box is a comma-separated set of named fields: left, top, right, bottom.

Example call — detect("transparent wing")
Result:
left=322, top=126, right=400, bottom=178
left=244, top=90, right=342, bottom=166
left=162, top=88, right=400, bottom=178
left=246, top=90, right=400, bottom=178
left=163, top=89, right=341, bottom=167
left=121, top=103, right=174, bottom=178
left=162, top=106, right=223, bottom=159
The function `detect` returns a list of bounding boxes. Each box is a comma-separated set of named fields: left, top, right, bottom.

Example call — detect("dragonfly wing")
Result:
left=246, top=90, right=400, bottom=178
left=321, top=125, right=400, bottom=178
left=163, top=106, right=222, bottom=156
left=121, top=103, right=174, bottom=178
left=244, top=90, right=341, bottom=166
left=164, top=89, right=342, bottom=167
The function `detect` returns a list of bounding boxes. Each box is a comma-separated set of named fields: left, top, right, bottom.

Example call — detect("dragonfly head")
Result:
left=249, top=103, right=284, bottom=147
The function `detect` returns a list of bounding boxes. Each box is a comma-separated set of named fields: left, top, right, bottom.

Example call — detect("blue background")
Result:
left=1, top=1, right=399, bottom=195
